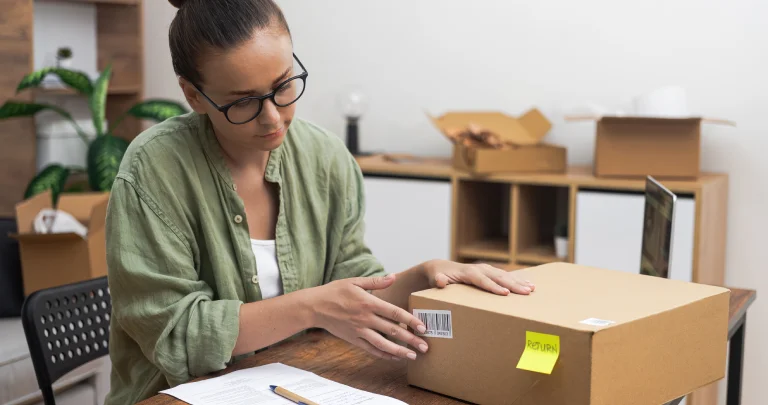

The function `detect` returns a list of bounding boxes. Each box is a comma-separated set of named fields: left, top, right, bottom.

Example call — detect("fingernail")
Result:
left=524, top=286, right=532, bottom=292
left=419, top=344, right=428, bottom=353
left=503, top=288, right=510, bottom=294
left=417, top=325, right=427, bottom=334
left=407, top=352, right=417, bottom=360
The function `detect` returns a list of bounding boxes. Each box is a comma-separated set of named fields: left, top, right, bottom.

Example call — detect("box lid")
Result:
left=411, top=263, right=729, bottom=332
left=428, top=108, right=552, bottom=146
left=565, top=115, right=736, bottom=127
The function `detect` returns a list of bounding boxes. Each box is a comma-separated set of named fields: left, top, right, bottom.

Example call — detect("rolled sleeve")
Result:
left=106, top=176, right=241, bottom=386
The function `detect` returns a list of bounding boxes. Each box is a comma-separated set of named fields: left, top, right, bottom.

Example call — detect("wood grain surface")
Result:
left=139, top=288, right=755, bottom=405
left=0, top=0, right=35, bottom=217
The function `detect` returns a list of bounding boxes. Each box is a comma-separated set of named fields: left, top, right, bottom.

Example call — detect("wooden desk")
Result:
left=139, top=288, right=755, bottom=405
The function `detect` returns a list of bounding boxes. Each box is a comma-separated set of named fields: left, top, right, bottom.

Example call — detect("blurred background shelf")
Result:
left=457, top=239, right=510, bottom=261
left=34, top=85, right=141, bottom=96
left=516, top=245, right=562, bottom=265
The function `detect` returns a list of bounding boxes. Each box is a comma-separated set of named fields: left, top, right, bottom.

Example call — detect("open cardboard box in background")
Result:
left=428, top=108, right=567, bottom=174
left=567, top=115, right=736, bottom=179
left=408, top=263, right=729, bottom=405
left=11, top=190, right=109, bottom=296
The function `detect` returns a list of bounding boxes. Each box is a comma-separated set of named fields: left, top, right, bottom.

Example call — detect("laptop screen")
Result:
left=640, top=176, right=677, bottom=278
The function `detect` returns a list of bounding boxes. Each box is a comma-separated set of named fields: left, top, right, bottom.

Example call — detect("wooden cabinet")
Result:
left=363, top=176, right=452, bottom=273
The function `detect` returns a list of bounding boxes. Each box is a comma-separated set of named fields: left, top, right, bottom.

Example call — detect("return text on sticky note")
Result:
left=516, top=331, right=560, bottom=374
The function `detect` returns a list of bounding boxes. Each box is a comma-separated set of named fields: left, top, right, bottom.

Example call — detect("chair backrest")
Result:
left=21, top=276, right=111, bottom=405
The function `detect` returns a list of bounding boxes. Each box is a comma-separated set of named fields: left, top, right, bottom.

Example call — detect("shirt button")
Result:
left=233, top=184, right=238, bottom=191
left=251, top=275, right=259, bottom=284
left=234, top=215, right=243, bottom=224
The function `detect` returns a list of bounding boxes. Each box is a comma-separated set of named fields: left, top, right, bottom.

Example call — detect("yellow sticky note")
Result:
left=516, top=331, right=560, bottom=374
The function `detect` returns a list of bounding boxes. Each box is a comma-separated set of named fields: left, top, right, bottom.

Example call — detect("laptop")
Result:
left=640, top=176, right=677, bottom=279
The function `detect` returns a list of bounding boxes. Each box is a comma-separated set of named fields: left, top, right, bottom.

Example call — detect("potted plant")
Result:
left=0, top=64, right=188, bottom=204
left=554, top=223, right=568, bottom=259
left=56, top=47, right=73, bottom=69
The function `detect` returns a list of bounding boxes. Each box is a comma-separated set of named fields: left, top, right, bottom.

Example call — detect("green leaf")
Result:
left=52, top=69, right=93, bottom=95
left=126, top=99, right=189, bottom=122
left=87, top=134, right=129, bottom=192
left=0, top=101, right=51, bottom=119
left=0, top=101, right=91, bottom=144
left=89, top=64, right=111, bottom=137
left=108, top=99, right=189, bottom=135
left=24, top=164, right=71, bottom=204
left=16, top=67, right=93, bottom=95
left=16, top=68, right=54, bottom=92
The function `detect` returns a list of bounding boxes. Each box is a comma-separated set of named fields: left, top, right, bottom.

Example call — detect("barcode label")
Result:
left=580, top=318, right=616, bottom=327
left=413, top=310, right=453, bottom=338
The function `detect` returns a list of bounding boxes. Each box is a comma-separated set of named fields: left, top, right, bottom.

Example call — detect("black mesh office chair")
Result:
left=21, top=276, right=112, bottom=405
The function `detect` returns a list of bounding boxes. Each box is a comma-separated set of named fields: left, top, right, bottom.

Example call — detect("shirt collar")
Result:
left=194, top=113, right=285, bottom=187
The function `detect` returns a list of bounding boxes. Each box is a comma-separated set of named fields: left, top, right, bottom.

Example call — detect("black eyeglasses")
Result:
left=192, top=53, right=308, bottom=125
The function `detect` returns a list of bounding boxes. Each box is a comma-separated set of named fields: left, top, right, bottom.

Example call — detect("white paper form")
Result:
left=159, top=363, right=406, bottom=405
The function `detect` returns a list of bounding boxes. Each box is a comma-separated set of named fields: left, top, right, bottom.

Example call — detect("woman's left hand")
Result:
left=423, top=260, right=535, bottom=296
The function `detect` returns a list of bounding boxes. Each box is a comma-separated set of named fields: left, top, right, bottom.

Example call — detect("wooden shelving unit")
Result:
left=0, top=0, right=145, bottom=216
left=357, top=154, right=729, bottom=287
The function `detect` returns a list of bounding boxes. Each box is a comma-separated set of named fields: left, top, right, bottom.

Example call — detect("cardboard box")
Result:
left=407, top=263, right=729, bottom=405
left=429, top=109, right=567, bottom=175
left=568, top=115, right=735, bottom=179
left=11, top=191, right=109, bottom=295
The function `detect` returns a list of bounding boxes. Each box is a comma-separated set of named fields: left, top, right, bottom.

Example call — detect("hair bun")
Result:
left=168, top=0, right=186, bottom=8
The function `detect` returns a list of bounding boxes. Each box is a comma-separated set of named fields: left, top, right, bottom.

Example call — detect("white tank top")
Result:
left=250, top=239, right=283, bottom=299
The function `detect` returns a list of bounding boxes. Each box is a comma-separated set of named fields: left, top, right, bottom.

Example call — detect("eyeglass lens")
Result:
left=226, top=77, right=306, bottom=124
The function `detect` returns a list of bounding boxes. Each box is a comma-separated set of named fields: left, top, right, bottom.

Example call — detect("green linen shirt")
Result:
left=103, top=112, right=386, bottom=405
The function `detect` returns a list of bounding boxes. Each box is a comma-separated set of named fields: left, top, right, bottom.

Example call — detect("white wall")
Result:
left=144, top=1, right=768, bottom=403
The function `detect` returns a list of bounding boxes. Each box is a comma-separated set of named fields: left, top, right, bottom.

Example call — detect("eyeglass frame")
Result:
left=190, top=53, right=308, bottom=125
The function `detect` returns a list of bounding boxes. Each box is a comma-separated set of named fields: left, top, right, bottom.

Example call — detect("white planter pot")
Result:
left=554, top=236, right=568, bottom=259
left=57, top=59, right=73, bottom=69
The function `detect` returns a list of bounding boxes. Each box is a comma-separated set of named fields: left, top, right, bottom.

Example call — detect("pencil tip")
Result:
left=269, top=385, right=276, bottom=391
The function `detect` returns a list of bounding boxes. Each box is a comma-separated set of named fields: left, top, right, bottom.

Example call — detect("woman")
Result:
left=103, top=0, right=535, bottom=403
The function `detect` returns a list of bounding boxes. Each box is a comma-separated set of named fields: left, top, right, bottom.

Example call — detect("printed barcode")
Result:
left=413, top=310, right=453, bottom=339
left=579, top=318, right=616, bottom=327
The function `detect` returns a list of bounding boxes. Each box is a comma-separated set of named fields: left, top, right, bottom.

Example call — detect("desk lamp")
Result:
left=338, top=89, right=368, bottom=156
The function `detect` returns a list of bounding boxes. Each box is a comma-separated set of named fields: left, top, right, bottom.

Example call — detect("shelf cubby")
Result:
left=513, top=184, right=570, bottom=264
left=454, top=180, right=512, bottom=262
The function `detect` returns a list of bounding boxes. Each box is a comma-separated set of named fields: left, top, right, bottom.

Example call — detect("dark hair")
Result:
left=168, top=0, right=291, bottom=86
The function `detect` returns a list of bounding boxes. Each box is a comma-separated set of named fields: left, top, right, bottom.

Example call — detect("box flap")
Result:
left=518, top=108, right=552, bottom=140
left=411, top=263, right=729, bottom=331
left=428, top=110, right=549, bottom=146
left=15, top=191, right=54, bottom=234
left=10, top=232, right=85, bottom=243
left=87, top=196, right=109, bottom=232
left=57, top=192, right=110, bottom=224
left=566, top=115, right=736, bottom=127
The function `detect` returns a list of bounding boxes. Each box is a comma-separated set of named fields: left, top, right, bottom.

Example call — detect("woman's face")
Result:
left=181, top=29, right=297, bottom=152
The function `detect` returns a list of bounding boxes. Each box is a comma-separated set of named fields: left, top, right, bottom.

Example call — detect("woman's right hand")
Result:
left=308, top=273, right=429, bottom=361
